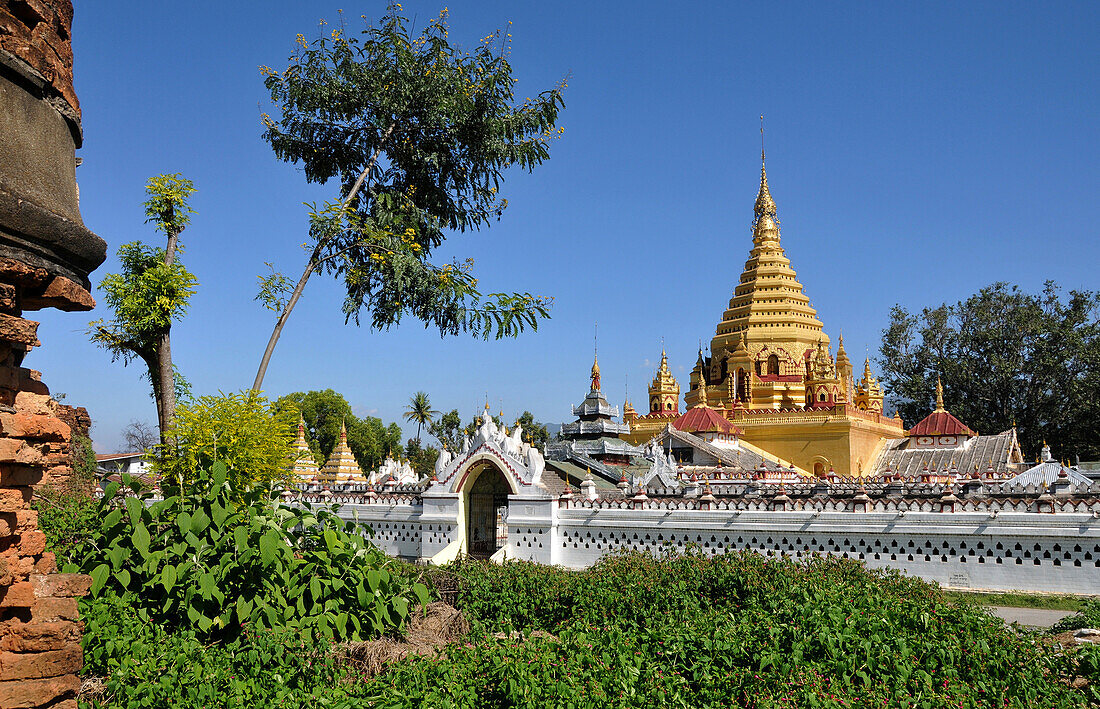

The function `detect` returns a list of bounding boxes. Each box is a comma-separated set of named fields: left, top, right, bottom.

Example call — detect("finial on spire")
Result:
left=934, top=375, right=945, bottom=412
left=754, top=117, right=777, bottom=220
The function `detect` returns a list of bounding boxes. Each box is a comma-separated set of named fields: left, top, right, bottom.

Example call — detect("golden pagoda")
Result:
left=318, top=420, right=367, bottom=484
left=291, top=414, right=320, bottom=481
left=629, top=144, right=905, bottom=476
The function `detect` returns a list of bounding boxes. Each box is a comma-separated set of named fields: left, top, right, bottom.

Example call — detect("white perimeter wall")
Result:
left=337, top=502, right=1100, bottom=594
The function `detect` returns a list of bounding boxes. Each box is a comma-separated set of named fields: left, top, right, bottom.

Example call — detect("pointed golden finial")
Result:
left=754, top=115, right=777, bottom=219
left=590, top=324, right=601, bottom=391
left=339, top=417, right=347, bottom=441
left=934, top=374, right=945, bottom=412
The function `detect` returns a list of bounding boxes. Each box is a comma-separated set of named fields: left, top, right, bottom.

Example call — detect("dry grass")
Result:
left=335, top=601, right=471, bottom=678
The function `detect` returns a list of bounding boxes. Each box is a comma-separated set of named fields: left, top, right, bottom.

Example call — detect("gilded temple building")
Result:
left=629, top=151, right=906, bottom=476
left=622, top=349, right=684, bottom=444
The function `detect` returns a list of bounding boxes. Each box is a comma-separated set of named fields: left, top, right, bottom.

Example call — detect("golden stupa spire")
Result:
left=754, top=115, right=777, bottom=220
left=590, top=323, right=601, bottom=391
left=934, top=374, right=945, bottom=412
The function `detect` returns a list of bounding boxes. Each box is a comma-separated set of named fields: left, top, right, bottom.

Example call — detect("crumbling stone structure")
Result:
left=1, top=1, right=106, bottom=706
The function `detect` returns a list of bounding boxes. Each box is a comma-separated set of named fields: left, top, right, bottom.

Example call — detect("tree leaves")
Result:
left=260, top=4, right=562, bottom=346
left=879, top=281, right=1100, bottom=460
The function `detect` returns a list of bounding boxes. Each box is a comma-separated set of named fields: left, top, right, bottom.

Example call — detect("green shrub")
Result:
left=156, top=391, right=297, bottom=489
left=74, top=462, right=429, bottom=641
left=80, top=590, right=358, bottom=708
left=1050, top=599, right=1100, bottom=634
left=427, top=550, right=1090, bottom=708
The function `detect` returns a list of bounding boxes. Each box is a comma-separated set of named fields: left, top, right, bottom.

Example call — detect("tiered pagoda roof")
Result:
left=318, top=420, right=366, bottom=483
left=710, top=150, right=826, bottom=358
left=291, top=415, right=319, bottom=479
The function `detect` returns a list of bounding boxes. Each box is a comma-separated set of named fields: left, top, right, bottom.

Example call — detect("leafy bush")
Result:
left=1050, top=599, right=1100, bottom=634
left=156, top=391, right=297, bottom=489
left=74, top=462, right=428, bottom=641
left=33, top=435, right=100, bottom=568
left=430, top=551, right=1090, bottom=708
left=80, top=590, right=358, bottom=708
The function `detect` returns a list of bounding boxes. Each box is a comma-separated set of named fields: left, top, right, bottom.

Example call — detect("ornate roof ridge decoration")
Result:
left=428, top=408, right=548, bottom=495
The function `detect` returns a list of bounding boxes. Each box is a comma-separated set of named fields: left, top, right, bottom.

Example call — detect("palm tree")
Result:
left=403, top=391, right=438, bottom=444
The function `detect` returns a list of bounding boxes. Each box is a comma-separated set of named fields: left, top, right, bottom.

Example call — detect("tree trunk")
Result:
left=157, top=223, right=181, bottom=436
left=251, top=121, right=397, bottom=393
left=138, top=348, right=168, bottom=444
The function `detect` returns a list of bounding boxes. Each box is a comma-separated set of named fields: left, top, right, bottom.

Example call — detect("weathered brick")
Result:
left=22, top=276, right=96, bottom=313
left=0, top=621, right=81, bottom=653
left=0, top=673, right=79, bottom=707
left=0, top=314, right=40, bottom=348
left=31, top=574, right=90, bottom=599
left=29, top=596, right=79, bottom=622
left=18, top=530, right=46, bottom=556
left=0, top=464, right=44, bottom=487
left=0, top=486, right=31, bottom=512
left=12, top=390, right=53, bottom=414
left=33, top=552, right=55, bottom=575
left=0, top=412, right=69, bottom=441
left=0, top=645, right=82, bottom=680
left=0, top=582, right=35, bottom=609
left=0, top=439, right=44, bottom=466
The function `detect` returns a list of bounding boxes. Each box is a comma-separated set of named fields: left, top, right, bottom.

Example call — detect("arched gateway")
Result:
left=419, top=408, right=555, bottom=564
left=462, top=463, right=513, bottom=558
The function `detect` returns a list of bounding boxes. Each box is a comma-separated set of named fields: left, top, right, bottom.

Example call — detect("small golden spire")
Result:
left=934, top=375, right=945, bottom=412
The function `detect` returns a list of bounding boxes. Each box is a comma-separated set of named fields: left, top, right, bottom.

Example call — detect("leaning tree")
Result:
left=252, top=6, right=566, bottom=391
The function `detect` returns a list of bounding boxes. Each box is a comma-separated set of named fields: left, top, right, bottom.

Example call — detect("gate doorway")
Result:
left=466, top=465, right=511, bottom=559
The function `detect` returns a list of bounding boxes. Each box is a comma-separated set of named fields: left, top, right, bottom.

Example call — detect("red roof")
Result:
left=907, top=410, right=975, bottom=437
left=673, top=407, right=742, bottom=436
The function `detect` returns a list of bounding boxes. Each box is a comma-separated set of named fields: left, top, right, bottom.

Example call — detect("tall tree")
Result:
left=122, top=420, right=158, bottom=453
left=428, top=408, right=463, bottom=452
left=90, top=174, right=197, bottom=441
left=403, top=391, right=438, bottom=444
left=878, top=281, right=1100, bottom=462
left=251, top=6, right=564, bottom=391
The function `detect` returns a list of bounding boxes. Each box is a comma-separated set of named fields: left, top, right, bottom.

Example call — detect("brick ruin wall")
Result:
left=1, top=2, right=98, bottom=706
left=0, top=260, right=90, bottom=708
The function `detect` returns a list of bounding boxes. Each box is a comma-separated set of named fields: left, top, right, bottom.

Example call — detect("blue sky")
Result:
left=41, top=1, right=1099, bottom=452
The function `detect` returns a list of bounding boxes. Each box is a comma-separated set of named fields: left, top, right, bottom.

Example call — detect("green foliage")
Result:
left=75, top=463, right=430, bottom=643
left=32, top=438, right=99, bottom=569
left=80, top=591, right=358, bottom=708
left=403, top=438, right=439, bottom=479
left=142, top=173, right=196, bottom=236
left=81, top=548, right=1094, bottom=707
left=428, top=408, right=463, bottom=451
left=275, top=389, right=404, bottom=471
left=255, top=261, right=293, bottom=313
left=944, top=590, right=1089, bottom=612
left=261, top=5, right=563, bottom=340
left=90, top=242, right=197, bottom=365
left=403, top=391, right=437, bottom=443
left=156, top=391, right=296, bottom=489
left=879, top=281, right=1100, bottom=460
left=1050, top=599, right=1100, bottom=634
left=413, top=552, right=1089, bottom=708
left=515, top=410, right=549, bottom=450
